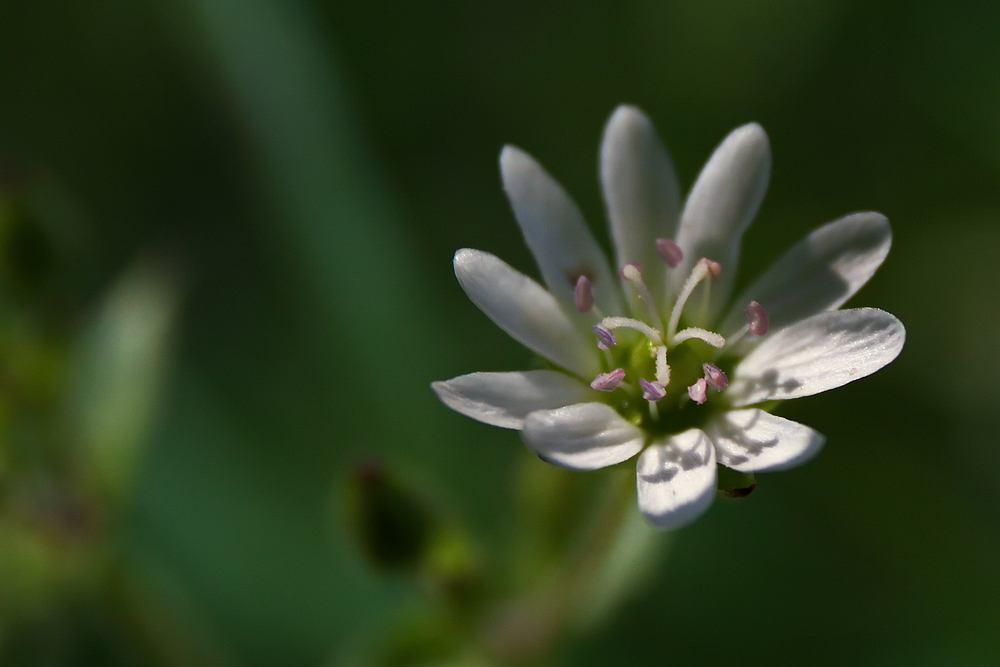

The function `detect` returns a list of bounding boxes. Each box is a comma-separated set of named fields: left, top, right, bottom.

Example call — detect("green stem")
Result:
left=483, top=468, right=669, bottom=666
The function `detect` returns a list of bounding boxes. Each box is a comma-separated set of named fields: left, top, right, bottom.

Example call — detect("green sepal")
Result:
left=716, top=465, right=756, bottom=498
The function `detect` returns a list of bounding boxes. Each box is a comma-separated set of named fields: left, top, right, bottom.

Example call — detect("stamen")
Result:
left=667, top=258, right=718, bottom=340
left=702, top=363, right=728, bottom=391
left=601, top=317, right=662, bottom=346
left=620, top=263, right=664, bottom=331
left=574, top=275, right=594, bottom=313
left=672, top=327, right=725, bottom=348
left=655, top=238, right=683, bottom=268
left=618, top=261, right=643, bottom=279
left=593, top=324, right=617, bottom=349
left=640, top=378, right=666, bottom=402
left=591, top=368, right=625, bottom=391
left=687, top=378, right=708, bottom=405
left=654, top=346, right=671, bottom=386
left=745, top=301, right=769, bottom=336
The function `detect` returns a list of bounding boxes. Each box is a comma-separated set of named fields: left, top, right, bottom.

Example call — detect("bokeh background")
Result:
left=3, top=0, right=1000, bottom=665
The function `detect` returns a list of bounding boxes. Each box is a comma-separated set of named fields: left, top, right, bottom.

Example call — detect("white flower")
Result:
left=432, top=106, right=905, bottom=529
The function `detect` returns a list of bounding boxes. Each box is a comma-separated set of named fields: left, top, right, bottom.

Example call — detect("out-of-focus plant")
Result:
left=0, top=169, right=226, bottom=666
left=344, top=452, right=669, bottom=667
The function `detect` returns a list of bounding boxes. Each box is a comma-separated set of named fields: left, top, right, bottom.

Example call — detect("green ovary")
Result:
left=605, top=334, right=731, bottom=437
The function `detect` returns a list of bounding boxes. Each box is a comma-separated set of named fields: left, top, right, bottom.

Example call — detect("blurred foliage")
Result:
left=343, top=454, right=665, bottom=666
left=0, top=174, right=212, bottom=665
left=2, top=0, right=1000, bottom=665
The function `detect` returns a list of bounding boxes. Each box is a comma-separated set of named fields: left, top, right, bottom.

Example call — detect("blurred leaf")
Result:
left=67, top=259, right=180, bottom=504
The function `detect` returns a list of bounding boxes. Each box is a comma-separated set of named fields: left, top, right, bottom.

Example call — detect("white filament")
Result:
left=621, top=264, right=664, bottom=331
left=654, top=345, right=671, bottom=386
left=672, top=327, right=725, bottom=348
left=601, top=317, right=663, bottom=346
left=667, top=260, right=711, bottom=340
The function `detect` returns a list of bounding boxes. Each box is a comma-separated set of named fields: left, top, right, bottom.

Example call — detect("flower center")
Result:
left=574, top=240, right=767, bottom=433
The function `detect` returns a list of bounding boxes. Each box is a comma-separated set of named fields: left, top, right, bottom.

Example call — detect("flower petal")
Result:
left=454, top=249, right=601, bottom=379
left=728, top=308, right=905, bottom=406
left=719, top=212, right=892, bottom=340
left=706, top=409, right=825, bottom=472
left=522, top=403, right=645, bottom=470
left=431, top=370, right=594, bottom=430
left=673, top=123, right=771, bottom=323
left=600, top=105, right=681, bottom=307
left=636, top=429, right=717, bottom=529
left=500, top=146, right=622, bottom=314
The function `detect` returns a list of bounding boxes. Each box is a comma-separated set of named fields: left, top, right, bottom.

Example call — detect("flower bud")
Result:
left=348, top=457, right=432, bottom=570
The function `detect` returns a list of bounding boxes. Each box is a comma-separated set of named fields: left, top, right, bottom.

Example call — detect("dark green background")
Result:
left=3, top=0, right=1000, bottom=664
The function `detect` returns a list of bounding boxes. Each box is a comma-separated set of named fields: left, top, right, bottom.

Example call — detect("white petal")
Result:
left=636, top=429, right=717, bottom=529
left=720, top=212, right=892, bottom=340
left=431, top=370, right=594, bottom=430
left=728, top=308, right=905, bottom=406
left=500, top=146, right=622, bottom=314
left=454, top=249, right=601, bottom=379
left=600, top=105, right=681, bottom=307
left=706, top=409, right=825, bottom=472
left=673, top=123, right=771, bottom=323
left=522, top=403, right=645, bottom=470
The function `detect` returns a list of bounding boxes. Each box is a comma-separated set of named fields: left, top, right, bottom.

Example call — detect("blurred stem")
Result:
left=104, top=555, right=237, bottom=667
left=482, top=467, right=665, bottom=666
left=561, top=468, right=636, bottom=603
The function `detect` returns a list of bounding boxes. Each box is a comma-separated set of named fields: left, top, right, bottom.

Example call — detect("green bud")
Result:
left=348, top=458, right=433, bottom=571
